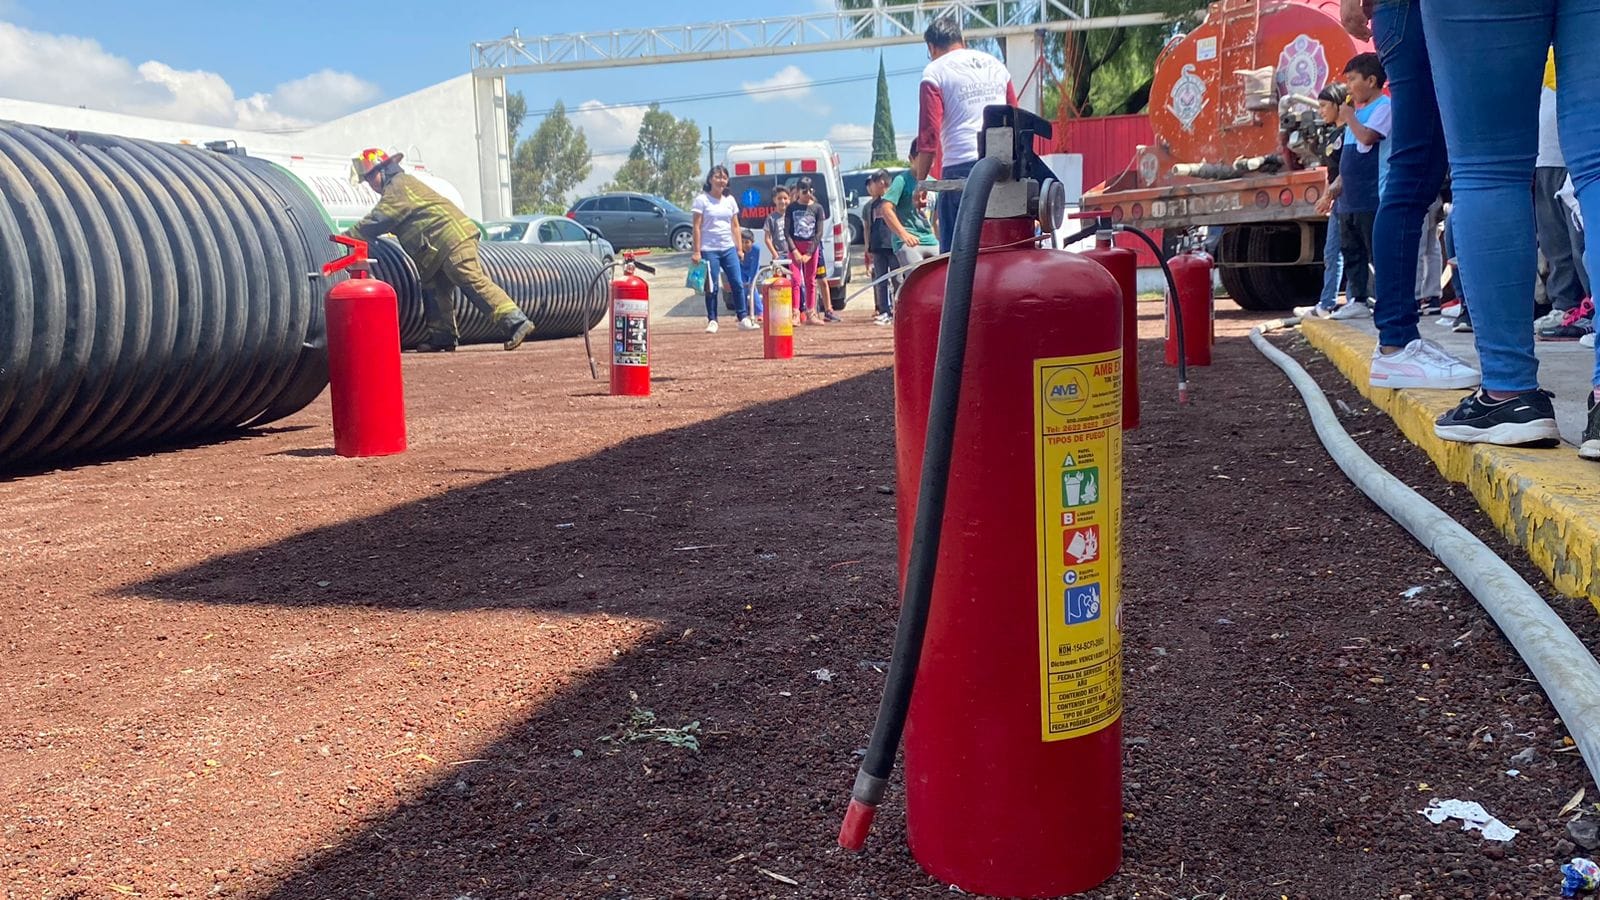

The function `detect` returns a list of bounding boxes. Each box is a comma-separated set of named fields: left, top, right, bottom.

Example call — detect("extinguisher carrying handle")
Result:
left=323, top=234, right=372, bottom=278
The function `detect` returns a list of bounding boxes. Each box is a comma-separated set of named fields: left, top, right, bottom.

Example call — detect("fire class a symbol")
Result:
left=1276, top=34, right=1330, bottom=100
left=1166, top=63, right=1207, bottom=133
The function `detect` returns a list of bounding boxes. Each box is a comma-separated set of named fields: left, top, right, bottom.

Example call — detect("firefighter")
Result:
left=347, top=148, right=535, bottom=352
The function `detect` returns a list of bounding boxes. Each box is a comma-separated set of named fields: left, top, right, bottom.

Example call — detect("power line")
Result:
left=526, top=64, right=922, bottom=119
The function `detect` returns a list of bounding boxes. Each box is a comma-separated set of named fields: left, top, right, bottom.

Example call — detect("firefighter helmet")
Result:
left=351, top=147, right=404, bottom=186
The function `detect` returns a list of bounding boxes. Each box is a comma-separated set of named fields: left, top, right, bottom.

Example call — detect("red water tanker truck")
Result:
left=1082, top=0, right=1372, bottom=311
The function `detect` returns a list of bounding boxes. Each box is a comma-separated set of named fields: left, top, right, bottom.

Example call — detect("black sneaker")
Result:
left=1582, top=393, right=1600, bottom=460
left=1452, top=307, right=1474, bottom=333
left=1419, top=296, right=1444, bottom=316
left=415, top=339, right=457, bottom=353
left=1434, top=389, right=1560, bottom=446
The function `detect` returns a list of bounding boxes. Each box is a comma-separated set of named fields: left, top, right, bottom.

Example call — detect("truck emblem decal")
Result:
left=1276, top=34, right=1330, bottom=100
left=1166, top=64, right=1207, bottom=133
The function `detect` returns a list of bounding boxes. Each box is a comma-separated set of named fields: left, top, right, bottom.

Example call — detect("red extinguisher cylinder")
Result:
left=1165, top=251, right=1214, bottom=367
left=1083, top=235, right=1140, bottom=430
left=323, top=240, right=406, bottom=458
left=893, top=217, right=1123, bottom=898
left=610, top=271, right=651, bottom=396
left=763, top=268, right=794, bottom=359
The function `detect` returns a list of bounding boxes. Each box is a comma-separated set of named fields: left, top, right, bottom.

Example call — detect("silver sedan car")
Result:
left=486, top=214, right=615, bottom=265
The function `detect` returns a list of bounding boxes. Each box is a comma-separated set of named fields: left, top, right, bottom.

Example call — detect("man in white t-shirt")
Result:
left=911, top=15, right=1016, bottom=252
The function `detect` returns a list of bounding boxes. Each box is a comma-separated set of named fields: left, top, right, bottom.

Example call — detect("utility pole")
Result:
left=707, top=126, right=715, bottom=170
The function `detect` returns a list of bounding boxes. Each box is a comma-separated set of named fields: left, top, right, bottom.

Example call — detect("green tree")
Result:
left=870, top=55, right=898, bottom=165
left=511, top=100, right=593, bottom=214
left=506, top=90, right=528, bottom=157
left=603, top=103, right=702, bottom=206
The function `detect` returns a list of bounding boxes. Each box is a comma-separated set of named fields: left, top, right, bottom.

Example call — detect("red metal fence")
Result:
left=1055, top=114, right=1162, bottom=266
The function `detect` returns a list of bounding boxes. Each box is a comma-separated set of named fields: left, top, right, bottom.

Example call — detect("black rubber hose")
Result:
left=838, top=154, right=1006, bottom=851
left=1115, top=223, right=1191, bottom=402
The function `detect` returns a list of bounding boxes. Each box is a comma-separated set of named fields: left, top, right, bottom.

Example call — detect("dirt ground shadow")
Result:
left=124, top=368, right=924, bottom=899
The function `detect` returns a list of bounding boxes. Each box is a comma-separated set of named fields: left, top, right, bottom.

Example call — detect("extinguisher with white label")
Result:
left=610, top=251, right=655, bottom=396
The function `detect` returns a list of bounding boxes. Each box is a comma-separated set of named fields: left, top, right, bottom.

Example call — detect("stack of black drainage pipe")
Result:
left=369, top=241, right=608, bottom=350
left=0, top=122, right=335, bottom=470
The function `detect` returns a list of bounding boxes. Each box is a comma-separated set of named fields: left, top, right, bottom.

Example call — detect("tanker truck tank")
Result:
left=1083, top=0, right=1373, bottom=313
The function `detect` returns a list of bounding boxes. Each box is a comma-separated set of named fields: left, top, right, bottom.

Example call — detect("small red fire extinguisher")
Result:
left=762, top=263, right=794, bottom=359
left=322, top=234, right=406, bottom=458
left=611, top=251, right=654, bottom=396
left=1165, top=242, right=1214, bottom=368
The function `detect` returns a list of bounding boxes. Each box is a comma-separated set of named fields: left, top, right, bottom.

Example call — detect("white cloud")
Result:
left=0, top=21, right=379, bottom=130
left=742, top=65, right=816, bottom=103
left=826, top=122, right=872, bottom=148
left=569, top=100, right=649, bottom=196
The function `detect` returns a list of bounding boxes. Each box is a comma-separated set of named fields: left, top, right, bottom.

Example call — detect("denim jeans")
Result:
left=935, top=160, right=976, bottom=253
left=1371, top=0, right=1447, bottom=348
left=1423, top=0, right=1600, bottom=390
left=1319, top=217, right=1345, bottom=309
left=702, top=246, right=747, bottom=321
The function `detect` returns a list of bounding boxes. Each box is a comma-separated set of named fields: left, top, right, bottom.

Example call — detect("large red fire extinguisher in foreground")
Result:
left=610, top=251, right=654, bottom=396
left=838, top=107, right=1123, bottom=899
left=1082, top=227, right=1140, bottom=430
left=1166, top=246, right=1214, bottom=367
left=323, top=235, right=406, bottom=458
left=763, top=264, right=795, bottom=359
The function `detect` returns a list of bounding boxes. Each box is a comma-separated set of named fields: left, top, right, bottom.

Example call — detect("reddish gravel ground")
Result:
left=3, top=298, right=1599, bottom=900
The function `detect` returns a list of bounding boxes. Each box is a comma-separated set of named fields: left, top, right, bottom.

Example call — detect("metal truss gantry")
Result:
left=470, top=0, right=1166, bottom=74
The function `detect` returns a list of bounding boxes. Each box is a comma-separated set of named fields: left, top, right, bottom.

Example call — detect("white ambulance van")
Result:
left=724, top=140, right=853, bottom=309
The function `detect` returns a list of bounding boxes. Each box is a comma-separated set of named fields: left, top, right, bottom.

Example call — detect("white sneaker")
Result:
left=1534, top=307, right=1568, bottom=332
left=872, top=312, right=892, bottom=326
left=1329, top=301, right=1374, bottom=320
left=1369, top=339, right=1480, bottom=390
left=1583, top=333, right=1596, bottom=349
left=1293, top=304, right=1331, bottom=320
left=705, top=319, right=719, bottom=334
left=738, top=317, right=759, bottom=331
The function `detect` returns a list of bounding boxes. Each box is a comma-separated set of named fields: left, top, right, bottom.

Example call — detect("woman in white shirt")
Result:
left=691, top=165, right=757, bottom=333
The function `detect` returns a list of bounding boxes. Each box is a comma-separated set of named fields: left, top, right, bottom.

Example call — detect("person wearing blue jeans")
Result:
left=1420, top=0, right=1600, bottom=454
left=691, top=165, right=758, bottom=334
left=1343, top=0, right=1480, bottom=389
left=1297, top=83, right=1353, bottom=319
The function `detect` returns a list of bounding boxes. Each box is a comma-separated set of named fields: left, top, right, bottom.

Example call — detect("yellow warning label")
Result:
left=1035, top=351, right=1123, bottom=742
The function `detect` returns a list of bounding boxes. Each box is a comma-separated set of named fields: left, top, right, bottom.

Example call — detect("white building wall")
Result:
left=0, top=72, right=503, bottom=220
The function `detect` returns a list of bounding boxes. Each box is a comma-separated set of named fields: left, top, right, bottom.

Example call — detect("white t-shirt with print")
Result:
left=921, top=48, right=1014, bottom=168
left=692, top=192, right=740, bottom=252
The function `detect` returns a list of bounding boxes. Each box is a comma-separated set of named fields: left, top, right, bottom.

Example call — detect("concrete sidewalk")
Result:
left=1300, top=316, right=1600, bottom=611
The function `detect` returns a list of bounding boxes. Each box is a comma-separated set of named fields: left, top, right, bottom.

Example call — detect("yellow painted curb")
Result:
left=1300, top=317, right=1600, bottom=611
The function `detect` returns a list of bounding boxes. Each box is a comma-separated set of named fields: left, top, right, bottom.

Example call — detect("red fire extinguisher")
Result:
left=763, top=263, right=794, bottom=359
left=1081, top=226, right=1140, bottom=430
left=839, top=107, right=1123, bottom=898
left=610, top=251, right=654, bottom=397
left=322, top=234, right=406, bottom=458
left=1165, top=245, right=1214, bottom=368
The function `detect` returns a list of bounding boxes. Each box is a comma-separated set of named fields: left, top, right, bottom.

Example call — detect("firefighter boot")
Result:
left=501, top=310, right=536, bottom=351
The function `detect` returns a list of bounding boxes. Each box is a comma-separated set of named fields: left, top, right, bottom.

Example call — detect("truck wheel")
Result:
left=1216, top=225, right=1318, bottom=312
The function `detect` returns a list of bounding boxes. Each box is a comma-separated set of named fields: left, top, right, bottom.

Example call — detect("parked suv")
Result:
left=567, top=192, right=695, bottom=251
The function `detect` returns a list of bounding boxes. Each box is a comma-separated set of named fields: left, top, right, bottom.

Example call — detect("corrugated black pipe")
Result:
left=0, top=122, right=332, bottom=470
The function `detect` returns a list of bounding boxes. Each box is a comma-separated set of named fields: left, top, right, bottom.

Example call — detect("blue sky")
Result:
left=0, top=0, right=934, bottom=191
